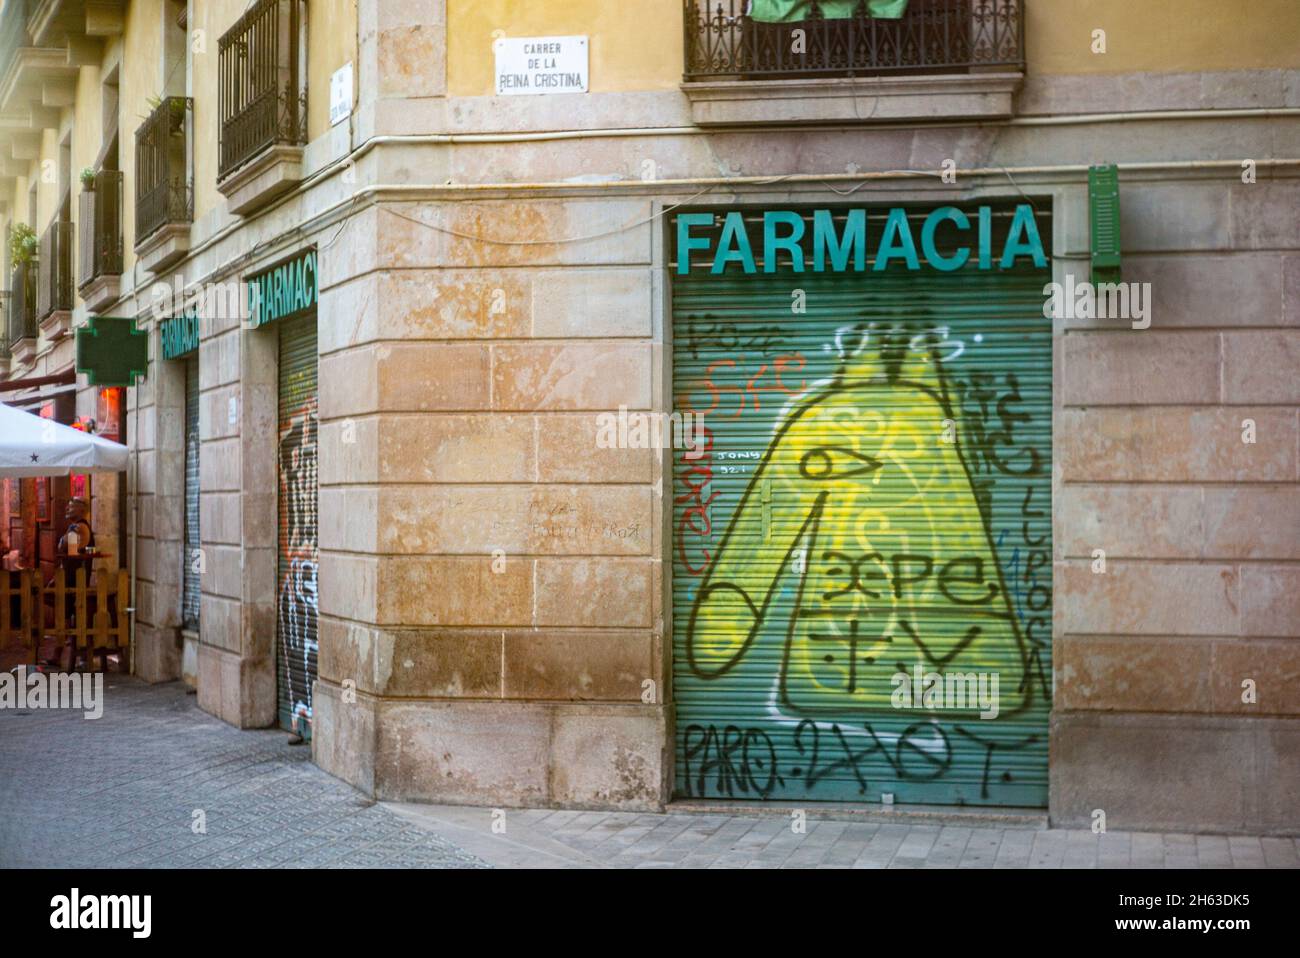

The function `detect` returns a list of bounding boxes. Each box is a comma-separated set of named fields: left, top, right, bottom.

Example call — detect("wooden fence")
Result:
left=0, top=567, right=130, bottom=671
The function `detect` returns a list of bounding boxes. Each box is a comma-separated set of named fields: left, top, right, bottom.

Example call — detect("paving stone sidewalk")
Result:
left=389, top=803, right=1300, bottom=869
left=0, top=676, right=487, bottom=868
left=2, top=677, right=1296, bottom=870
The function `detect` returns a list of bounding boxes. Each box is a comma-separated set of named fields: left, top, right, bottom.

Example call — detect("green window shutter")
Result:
left=1088, top=164, right=1121, bottom=283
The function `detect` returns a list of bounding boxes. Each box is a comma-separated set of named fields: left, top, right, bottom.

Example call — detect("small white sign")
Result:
left=494, top=36, right=588, bottom=96
left=329, top=62, right=353, bottom=126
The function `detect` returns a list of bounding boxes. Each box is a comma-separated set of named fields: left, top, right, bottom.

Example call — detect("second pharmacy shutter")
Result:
left=181, top=355, right=201, bottom=631
left=671, top=202, right=1053, bottom=807
left=276, top=314, right=319, bottom=737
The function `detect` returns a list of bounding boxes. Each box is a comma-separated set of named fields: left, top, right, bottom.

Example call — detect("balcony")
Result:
left=27, top=0, right=125, bottom=49
left=217, top=0, right=307, bottom=215
left=0, top=0, right=72, bottom=114
left=681, top=0, right=1024, bottom=125
left=78, top=168, right=124, bottom=311
left=36, top=218, right=73, bottom=339
left=134, top=95, right=193, bottom=273
left=0, top=0, right=70, bottom=186
left=7, top=260, right=38, bottom=365
left=0, top=1, right=118, bottom=147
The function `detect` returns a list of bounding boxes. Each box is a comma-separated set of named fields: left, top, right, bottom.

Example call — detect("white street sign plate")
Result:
left=329, top=62, right=353, bottom=126
left=494, top=36, right=589, bottom=96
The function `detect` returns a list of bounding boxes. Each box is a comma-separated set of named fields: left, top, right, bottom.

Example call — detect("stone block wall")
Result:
left=1050, top=179, right=1300, bottom=833
left=191, top=305, right=280, bottom=729
left=311, top=197, right=668, bottom=809
left=130, top=331, right=182, bottom=685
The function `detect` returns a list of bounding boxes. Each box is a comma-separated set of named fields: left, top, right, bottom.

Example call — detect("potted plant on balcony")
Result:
left=80, top=167, right=97, bottom=191
left=168, top=96, right=188, bottom=134
left=8, top=223, right=37, bottom=268
left=144, top=94, right=188, bottom=133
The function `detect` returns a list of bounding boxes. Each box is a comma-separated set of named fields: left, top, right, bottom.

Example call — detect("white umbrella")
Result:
left=0, top=401, right=129, bottom=477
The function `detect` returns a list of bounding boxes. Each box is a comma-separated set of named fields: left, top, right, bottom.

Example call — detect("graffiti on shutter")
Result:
left=181, top=355, right=201, bottom=631
left=276, top=316, right=319, bottom=737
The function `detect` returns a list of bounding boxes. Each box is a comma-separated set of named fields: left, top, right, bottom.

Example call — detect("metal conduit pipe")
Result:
left=156, top=155, right=1300, bottom=300
left=119, top=102, right=1300, bottom=303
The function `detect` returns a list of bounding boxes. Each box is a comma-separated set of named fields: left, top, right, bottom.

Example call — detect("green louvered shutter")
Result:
left=181, top=355, right=201, bottom=631
left=671, top=202, right=1053, bottom=808
left=276, top=314, right=319, bottom=738
left=1089, top=164, right=1121, bottom=283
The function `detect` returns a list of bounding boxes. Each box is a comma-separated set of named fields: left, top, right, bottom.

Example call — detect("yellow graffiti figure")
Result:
left=685, top=324, right=1032, bottom=721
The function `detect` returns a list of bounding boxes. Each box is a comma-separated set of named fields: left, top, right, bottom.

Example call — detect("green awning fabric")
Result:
left=748, top=0, right=909, bottom=23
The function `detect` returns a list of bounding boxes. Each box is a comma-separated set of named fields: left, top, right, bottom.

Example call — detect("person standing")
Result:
left=58, top=497, right=95, bottom=560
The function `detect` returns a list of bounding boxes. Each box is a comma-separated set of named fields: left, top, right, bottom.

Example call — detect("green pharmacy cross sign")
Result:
left=75, top=315, right=150, bottom=387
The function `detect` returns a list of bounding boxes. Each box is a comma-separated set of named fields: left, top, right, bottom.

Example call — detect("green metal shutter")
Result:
left=671, top=203, right=1053, bottom=807
left=181, top=355, right=201, bottom=631
left=276, top=314, right=319, bottom=737
left=1088, top=163, right=1122, bottom=283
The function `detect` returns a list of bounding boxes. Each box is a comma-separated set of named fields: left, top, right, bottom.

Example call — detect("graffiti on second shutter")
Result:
left=278, top=389, right=318, bottom=734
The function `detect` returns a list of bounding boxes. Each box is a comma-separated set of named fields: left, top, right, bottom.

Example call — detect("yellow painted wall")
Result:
left=34, top=128, right=56, bottom=228
left=447, top=0, right=1300, bottom=96
left=308, top=0, right=358, bottom=138
left=8, top=163, right=33, bottom=233
left=447, top=0, right=683, bottom=96
left=70, top=61, right=104, bottom=296
left=190, top=0, right=357, bottom=221
left=1027, top=0, right=1300, bottom=75
left=3, top=173, right=28, bottom=254
left=190, top=0, right=245, bottom=228
left=11, top=175, right=28, bottom=223
left=72, top=64, right=104, bottom=195
left=120, top=0, right=164, bottom=267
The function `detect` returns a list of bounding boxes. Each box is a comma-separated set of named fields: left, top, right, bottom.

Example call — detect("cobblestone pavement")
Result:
left=389, top=804, right=1300, bottom=869
left=3, top=677, right=1296, bottom=870
left=0, top=676, right=487, bottom=868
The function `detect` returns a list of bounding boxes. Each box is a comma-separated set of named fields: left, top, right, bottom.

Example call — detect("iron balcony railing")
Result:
left=8, top=261, right=38, bottom=347
left=36, top=219, right=74, bottom=321
left=683, top=0, right=1024, bottom=80
left=79, top=169, right=125, bottom=287
left=218, top=0, right=307, bottom=180
left=135, top=96, right=193, bottom=243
